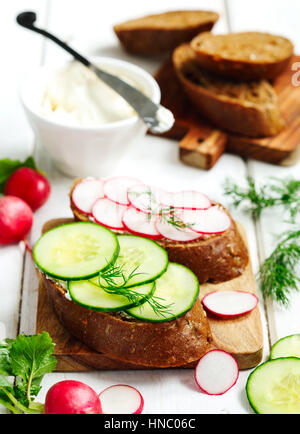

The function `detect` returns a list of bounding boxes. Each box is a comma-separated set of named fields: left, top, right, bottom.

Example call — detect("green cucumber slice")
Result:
left=68, top=278, right=155, bottom=312
left=125, top=262, right=199, bottom=322
left=99, top=234, right=168, bottom=288
left=246, top=357, right=300, bottom=414
left=33, top=222, right=119, bottom=280
left=270, top=334, right=300, bottom=359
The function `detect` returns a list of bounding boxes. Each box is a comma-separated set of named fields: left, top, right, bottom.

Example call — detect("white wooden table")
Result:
left=1, top=0, right=300, bottom=414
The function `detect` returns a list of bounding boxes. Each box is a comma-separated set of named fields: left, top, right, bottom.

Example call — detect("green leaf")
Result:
left=0, top=375, right=14, bottom=391
left=0, top=156, right=37, bottom=193
left=9, top=332, right=56, bottom=403
left=0, top=339, right=13, bottom=376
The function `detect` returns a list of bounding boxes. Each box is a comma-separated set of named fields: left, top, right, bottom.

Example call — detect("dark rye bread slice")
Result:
left=70, top=179, right=249, bottom=284
left=191, top=32, right=294, bottom=81
left=41, top=273, right=213, bottom=368
left=173, top=43, right=286, bottom=137
left=113, top=10, right=219, bottom=56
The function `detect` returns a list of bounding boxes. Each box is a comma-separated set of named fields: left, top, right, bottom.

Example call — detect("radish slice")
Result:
left=92, top=198, right=127, bottom=230
left=185, top=206, right=231, bottom=234
left=99, top=384, right=144, bottom=414
left=202, top=290, right=258, bottom=318
left=155, top=216, right=202, bottom=242
left=160, top=190, right=211, bottom=210
left=122, top=207, right=162, bottom=239
left=195, top=350, right=239, bottom=395
left=127, top=184, right=161, bottom=214
left=72, top=178, right=104, bottom=215
left=104, top=176, right=142, bottom=206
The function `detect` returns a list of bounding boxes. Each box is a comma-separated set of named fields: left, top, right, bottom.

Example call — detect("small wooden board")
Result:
left=154, top=57, right=300, bottom=166
left=152, top=61, right=227, bottom=170
left=36, top=218, right=263, bottom=371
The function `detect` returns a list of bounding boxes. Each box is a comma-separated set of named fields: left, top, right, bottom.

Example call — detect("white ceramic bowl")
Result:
left=20, top=57, right=161, bottom=178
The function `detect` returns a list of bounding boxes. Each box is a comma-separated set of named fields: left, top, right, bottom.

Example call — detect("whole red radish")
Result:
left=4, top=167, right=50, bottom=211
left=44, top=380, right=102, bottom=414
left=0, top=196, right=33, bottom=245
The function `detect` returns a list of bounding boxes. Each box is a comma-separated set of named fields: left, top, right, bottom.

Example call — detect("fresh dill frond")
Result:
left=95, top=262, right=174, bottom=318
left=224, top=176, right=300, bottom=306
left=131, top=187, right=194, bottom=230
left=224, top=176, right=300, bottom=220
left=258, top=230, right=300, bottom=306
left=158, top=206, right=194, bottom=230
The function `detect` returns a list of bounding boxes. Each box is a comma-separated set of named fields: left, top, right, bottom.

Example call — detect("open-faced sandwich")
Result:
left=34, top=176, right=249, bottom=369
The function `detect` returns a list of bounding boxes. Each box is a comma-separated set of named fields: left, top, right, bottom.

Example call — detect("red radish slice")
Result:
left=155, top=216, right=202, bottom=242
left=99, top=384, right=144, bottom=414
left=72, top=178, right=104, bottom=215
left=104, top=176, right=142, bottom=206
left=92, top=198, right=127, bottom=230
left=122, top=207, right=162, bottom=239
left=127, top=184, right=161, bottom=214
left=184, top=206, right=231, bottom=234
left=202, top=290, right=258, bottom=318
left=195, top=350, right=239, bottom=395
left=160, top=190, right=211, bottom=210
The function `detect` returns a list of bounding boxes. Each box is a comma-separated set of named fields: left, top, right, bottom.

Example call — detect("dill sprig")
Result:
left=224, top=175, right=300, bottom=306
left=95, top=262, right=174, bottom=318
left=258, top=229, right=300, bottom=306
left=130, top=188, right=194, bottom=229
left=224, top=176, right=300, bottom=220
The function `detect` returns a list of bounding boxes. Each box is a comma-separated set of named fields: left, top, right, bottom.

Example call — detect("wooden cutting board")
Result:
left=36, top=218, right=263, bottom=371
left=152, top=60, right=227, bottom=170
left=154, top=57, right=300, bottom=166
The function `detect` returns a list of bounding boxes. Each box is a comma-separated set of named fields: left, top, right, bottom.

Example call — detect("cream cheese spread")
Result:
left=41, top=61, right=143, bottom=126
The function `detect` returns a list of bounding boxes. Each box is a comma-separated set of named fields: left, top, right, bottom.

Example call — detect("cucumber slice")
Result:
left=125, top=262, right=199, bottom=322
left=246, top=357, right=300, bottom=414
left=99, top=234, right=168, bottom=288
left=33, top=222, right=119, bottom=280
left=270, top=334, right=300, bottom=359
left=68, top=278, right=155, bottom=312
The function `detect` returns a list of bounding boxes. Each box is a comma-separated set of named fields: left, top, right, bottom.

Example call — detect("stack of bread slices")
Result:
left=114, top=10, right=294, bottom=155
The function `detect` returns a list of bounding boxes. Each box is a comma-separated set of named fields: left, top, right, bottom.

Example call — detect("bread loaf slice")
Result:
left=41, top=272, right=213, bottom=368
left=173, top=44, right=285, bottom=137
left=191, top=32, right=294, bottom=81
left=70, top=179, right=249, bottom=284
left=113, top=10, right=219, bottom=55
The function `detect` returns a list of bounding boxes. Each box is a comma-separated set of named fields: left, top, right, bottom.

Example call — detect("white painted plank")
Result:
left=227, top=0, right=300, bottom=51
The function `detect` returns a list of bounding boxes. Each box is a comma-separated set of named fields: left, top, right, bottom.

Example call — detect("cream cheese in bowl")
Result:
left=20, top=56, right=161, bottom=178
left=41, top=61, right=146, bottom=126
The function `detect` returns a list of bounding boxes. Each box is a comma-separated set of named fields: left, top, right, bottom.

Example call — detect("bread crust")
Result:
left=173, top=44, right=285, bottom=137
left=113, top=10, right=218, bottom=55
left=191, top=32, right=294, bottom=81
left=42, top=273, right=213, bottom=368
left=70, top=179, right=249, bottom=284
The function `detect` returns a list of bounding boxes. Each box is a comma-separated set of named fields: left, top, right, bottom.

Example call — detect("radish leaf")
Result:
left=0, top=156, right=37, bottom=193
